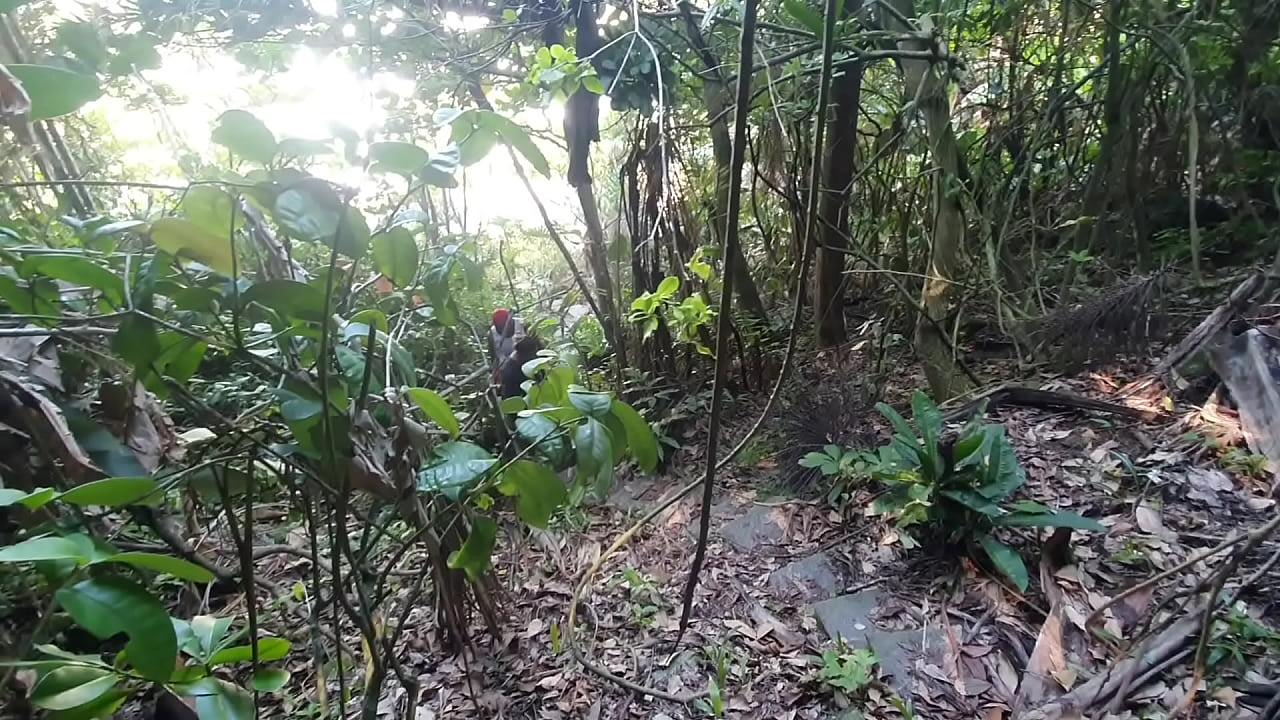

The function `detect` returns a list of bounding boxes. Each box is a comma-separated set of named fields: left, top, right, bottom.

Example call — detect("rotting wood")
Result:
left=1209, top=327, right=1280, bottom=486
left=940, top=382, right=1158, bottom=423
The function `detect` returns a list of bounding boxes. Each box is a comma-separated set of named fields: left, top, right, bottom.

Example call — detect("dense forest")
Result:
left=0, top=0, right=1278, bottom=715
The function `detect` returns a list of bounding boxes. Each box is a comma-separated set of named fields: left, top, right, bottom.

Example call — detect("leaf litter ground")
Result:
left=161, top=342, right=1280, bottom=720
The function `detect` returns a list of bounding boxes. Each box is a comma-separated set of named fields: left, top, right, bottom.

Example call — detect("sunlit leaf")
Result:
left=5, top=64, right=101, bottom=120
left=58, top=477, right=158, bottom=508
left=179, top=186, right=243, bottom=236
left=416, top=442, right=496, bottom=500
left=207, top=637, right=291, bottom=666
left=0, top=536, right=87, bottom=564
left=370, top=227, right=419, bottom=288
left=211, top=109, right=277, bottom=165
left=150, top=218, right=236, bottom=276
left=406, top=388, right=460, bottom=439
left=368, top=141, right=429, bottom=176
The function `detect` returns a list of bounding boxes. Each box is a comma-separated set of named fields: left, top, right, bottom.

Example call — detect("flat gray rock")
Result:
left=768, top=553, right=843, bottom=601
left=812, top=590, right=941, bottom=696
left=719, top=504, right=789, bottom=552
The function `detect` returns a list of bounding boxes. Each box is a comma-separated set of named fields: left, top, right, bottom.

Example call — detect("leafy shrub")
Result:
left=848, top=392, right=1103, bottom=590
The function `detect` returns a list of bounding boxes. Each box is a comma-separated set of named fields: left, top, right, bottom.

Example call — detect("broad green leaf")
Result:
left=180, top=186, right=243, bottom=236
left=0, top=0, right=38, bottom=11
left=90, top=220, right=146, bottom=240
left=977, top=534, right=1028, bottom=592
left=655, top=275, right=679, bottom=299
left=416, top=442, right=496, bottom=500
left=30, top=666, right=117, bottom=711
left=207, top=637, right=291, bottom=666
left=273, top=181, right=368, bottom=258
left=457, top=128, right=499, bottom=166
left=58, top=477, right=158, bottom=507
left=0, top=488, right=30, bottom=506
left=974, top=428, right=1025, bottom=500
left=0, top=536, right=87, bottom=564
left=497, top=460, right=567, bottom=528
left=251, top=668, right=290, bottom=693
left=150, top=218, right=236, bottom=275
left=367, top=141, right=429, bottom=176
left=568, top=386, right=612, bottom=419
left=939, top=489, right=1002, bottom=516
left=575, top=418, right=613, bottom=490
left=582, top=74, right=605, bottom=94
left=108, top=552, right=215, bottom=583
left=241, top=279, right=327, bottom=322
left=487, top=112, right=551, bottom=177
left=781, top=0, right=824, bottom=33
left=370, top=227, right=419, bottom=287
left=5, top=64, right=101, bottom=120
left=55, top=576, right=177, bottom=681
left=348, top=309, right=389, bottom=334
left=417, top=148, right=461, bottom=188
left=180, top=677, right=255, bottom=720
left=211, top=109, right=277, bottom=165
left=21, top=255, right=124, bottom=305
left=875, top=402, right=921, bottom=456
left=447, top=515, right=498, bottom=580
left=276, top=138, right=332, bottom=159
left=994, top=510, right=1105, bottom=532
left=406, top=388, right=460, bottom=439
left=42, top=687, right=128, bottom=719
left=189, top=615, right=236, bottom=659
left=910, top=391, right=942, bottom=476
left=515, top=412, right=558, bottom=445
left=610, top=400, right=658, bottom=472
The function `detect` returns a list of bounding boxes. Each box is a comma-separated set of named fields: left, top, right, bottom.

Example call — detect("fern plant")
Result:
left=865, top=392, right=1104, bottom=591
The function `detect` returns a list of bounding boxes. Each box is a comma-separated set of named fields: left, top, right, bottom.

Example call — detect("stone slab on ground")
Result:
left=811, top=589, right=942, bottom=697
left=767, top=552, right=844, bottom=601
left=718, top=504, right=791, bottom=552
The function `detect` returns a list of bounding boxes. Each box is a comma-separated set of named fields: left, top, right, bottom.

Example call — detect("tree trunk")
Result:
left=679, top=2, right=770, bottom=326
left=565, top=0, right=627, bottom=367
left=884, top=0, right=975, bottom=400
left=814, top=11, right=865, bottom=347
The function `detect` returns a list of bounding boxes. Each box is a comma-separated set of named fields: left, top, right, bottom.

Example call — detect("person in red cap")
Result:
left=490, top=308, right=524, bottom=364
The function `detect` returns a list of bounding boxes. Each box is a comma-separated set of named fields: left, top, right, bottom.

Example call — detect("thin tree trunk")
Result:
left=884, top=0, right=975, bottom=400
left=814, top=4, right=865, bottom=346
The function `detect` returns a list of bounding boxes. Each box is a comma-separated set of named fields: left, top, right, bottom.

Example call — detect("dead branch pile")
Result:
left=1030, top=273, right=1167, bottom=369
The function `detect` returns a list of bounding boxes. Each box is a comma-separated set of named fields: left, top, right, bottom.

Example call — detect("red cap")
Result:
left=492, top=308, right=510, bottom=329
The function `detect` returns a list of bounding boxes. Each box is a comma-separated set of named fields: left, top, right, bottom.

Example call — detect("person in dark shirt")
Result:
left=498, top=335, right=542, bottom=399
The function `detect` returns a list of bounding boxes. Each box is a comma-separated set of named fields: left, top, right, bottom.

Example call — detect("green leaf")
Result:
left=370, top=227, right=419, bottom=288
left=211, top=109, right=277, bottom=165
left=30, top=666, right=118, bottom=711
left=406, top=388, right=460, bottom=439
left=575, top=418, right=613, bottom=492
left=939, top=489, right=1002, bottom=516
left=250, top=668, right=290, bottom=693
left=43, top=687, right=128, bottom=720
left=610, top=400, right=658, bottom=472
left=977, top=534, right=1028, bottom=592
left=568, top=386, right=612, bottom=419
left=207, top=637, right=291, bottom=666
left=0, top=536, right=88, bottom=564
left=180, top=186, right=243, bottom=236
left=477, top=111, right=551, bottom=176
left=348, top=309, right=388, bottom=334
left=447, top=515, right=498, bottom=580
left=457, top=129, right=499, bottom=166
left=5, top=64, right=102, bottom=120
left=910, top=391, right=942, bottom=476
left=273, top=181, right=368, bottom=258
left=655, top=275, right=679, bottom=300
left=58, top=477, right=158, bottom=507
left=150, top=217, right=236, bottom=276
left=994, top=510, right=1105, bottom=532
left=368, top=141, right=429, bottom=176
left=0, top=0, right=37, bottom=11
left=55, top=576, right=177, bottom=682
left=781, top=0, right=824, bottom=34
left=241, top=279, right=327, bottom=322
left=416, top=442, right=496, bottom=500
left=0, top=488, right=30, bottom=506
left=581, top=74, right=605, bottom=94
left=417, top=147, right=461, bottom=188
left=497, top=460, right=567, bottom=528
left=21, top=255, right=125, bottom=306
left=180, top=677, right=255, bottom=720
left=107, top=553, right=215, bottom=583
left=189, top=615, right=236, bottom=659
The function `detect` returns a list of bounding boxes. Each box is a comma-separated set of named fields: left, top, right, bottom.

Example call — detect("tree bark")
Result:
left=883, top=0, right=975, bottom=400
left=814, top=5, right=865, bottom=346
left=678, top=2, right=770, bottom=326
